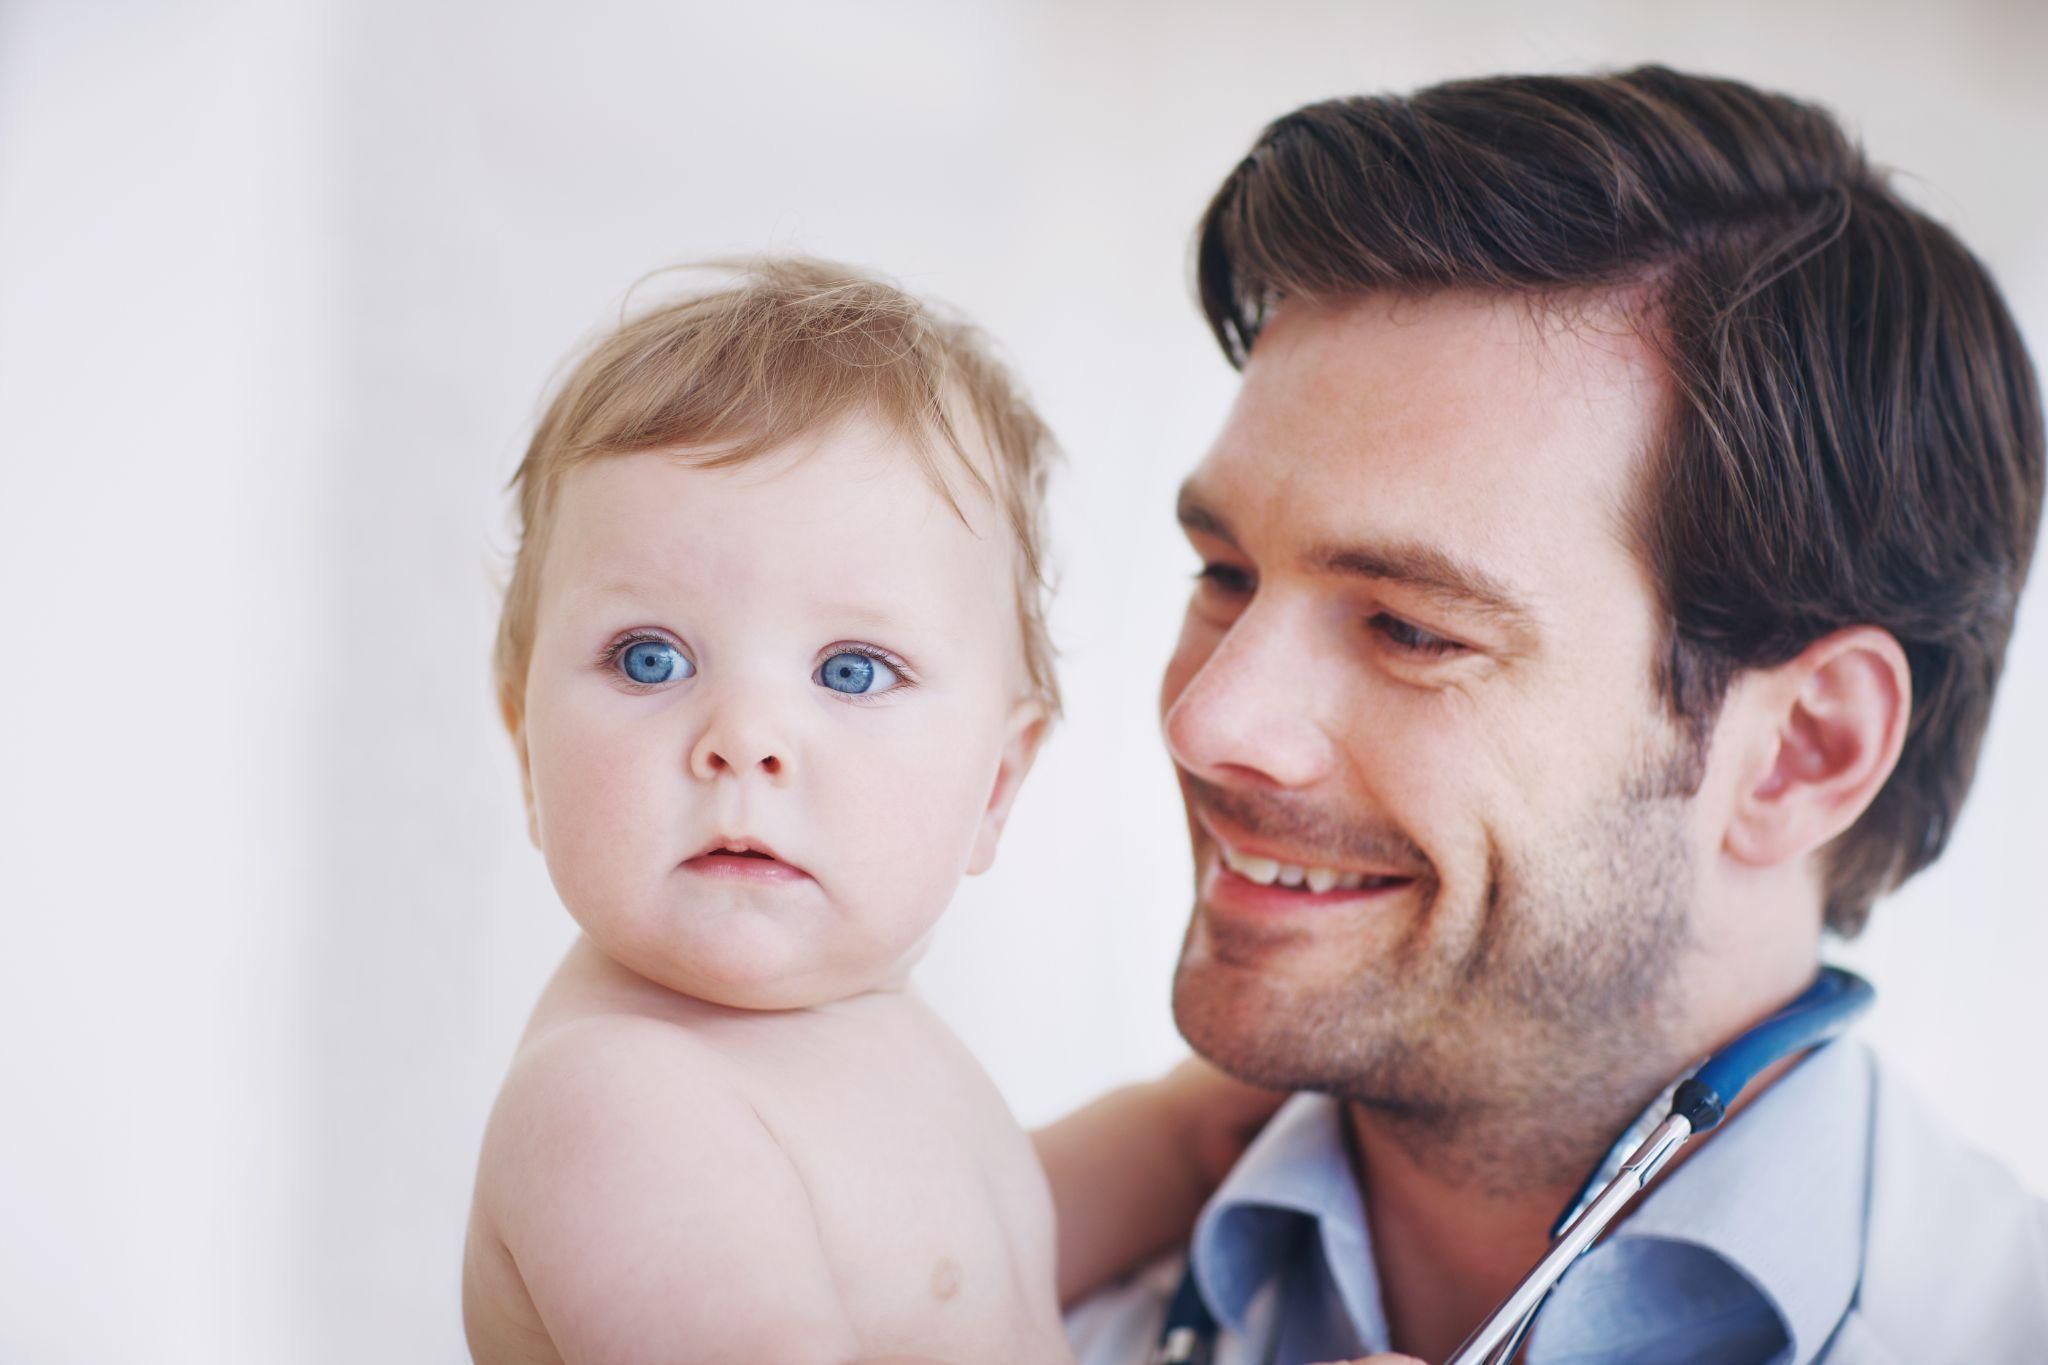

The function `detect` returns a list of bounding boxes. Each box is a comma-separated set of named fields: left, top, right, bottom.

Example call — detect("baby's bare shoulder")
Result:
left=493, top=1011, right=736, bottom=1136
left=474, top=1015, right=863, bottom=1363
left=477, top=1012, right=795, bottom=1252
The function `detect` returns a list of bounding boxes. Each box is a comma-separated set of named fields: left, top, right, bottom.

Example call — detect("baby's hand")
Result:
left=1154, top=1056, right=1289, bottom=1192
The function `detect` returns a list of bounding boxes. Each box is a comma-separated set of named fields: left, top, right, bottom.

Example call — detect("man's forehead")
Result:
left=1185, top=291, right=1672, bottom=614
left=1244, top=291, right=1668, bottom=447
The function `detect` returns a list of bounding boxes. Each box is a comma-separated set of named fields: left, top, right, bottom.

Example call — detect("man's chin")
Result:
left=1172, top=909, right=1449, bottom=1100
left=1173, top=951, right=1352, bottom=1094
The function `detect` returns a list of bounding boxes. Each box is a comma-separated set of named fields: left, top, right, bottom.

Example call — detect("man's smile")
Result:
left=1214, top=838, right=1414, bottom=894
left=1203, top=846, right=1418, bottom=912
left=1195, top=810, right=1423, bottom=922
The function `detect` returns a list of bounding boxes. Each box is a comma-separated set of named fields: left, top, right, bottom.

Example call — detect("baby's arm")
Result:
left=1031, top=1057, right=1287, bottom=1306
left=476, top=1020, right=865, bottom=1365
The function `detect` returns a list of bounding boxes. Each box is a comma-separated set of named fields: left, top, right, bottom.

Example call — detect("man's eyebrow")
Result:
left=1179, top=480, right=1534, bottom=629
left=1309, top=539, right=1534, bottom=628
left=1175, top=483, right=1238, bottom=545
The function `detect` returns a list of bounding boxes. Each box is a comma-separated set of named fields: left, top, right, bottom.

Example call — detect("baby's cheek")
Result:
left=537, top=803, right=638, bottom=943
left=836, top=727, right=995, bottom=897
left=531, top=733, right=668, bottom=922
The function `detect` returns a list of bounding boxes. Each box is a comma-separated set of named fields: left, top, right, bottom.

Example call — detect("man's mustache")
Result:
left=1179, top=771, right=1433, bottom=875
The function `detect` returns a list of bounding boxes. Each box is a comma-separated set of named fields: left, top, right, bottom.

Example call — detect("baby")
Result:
left=462, top=259, right=1279, bottom=1364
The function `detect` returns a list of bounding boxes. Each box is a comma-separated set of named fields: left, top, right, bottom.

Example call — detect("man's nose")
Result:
left=1162, top=605, right=1337, bottom=791
left=687, top=685, right=793, bottom=784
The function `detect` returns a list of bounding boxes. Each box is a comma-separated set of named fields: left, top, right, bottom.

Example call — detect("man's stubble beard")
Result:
left=1172, top=738, right=1700, bottom=1196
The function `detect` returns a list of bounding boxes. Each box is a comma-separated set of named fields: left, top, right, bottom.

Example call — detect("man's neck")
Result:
left=1345, top=1097, right=1610, bottom=1361
left=1344, top=955, right=1825, bottom=1360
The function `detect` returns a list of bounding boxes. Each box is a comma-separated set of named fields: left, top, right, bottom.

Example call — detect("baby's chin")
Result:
left=654, top=962, right=910, bottom=1013
left=581, top=910, right=937, bottom=1014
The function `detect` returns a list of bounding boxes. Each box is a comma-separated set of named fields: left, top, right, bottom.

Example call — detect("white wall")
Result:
left=2, top=2, right=2043, bottom=1360
left=0, top=2, right=331, bottom=1360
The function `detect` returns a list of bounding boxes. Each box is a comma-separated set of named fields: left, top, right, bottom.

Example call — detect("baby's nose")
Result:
left=698, top=747, right=782, bottom=777
left=687, top=705, right=791, bottom=783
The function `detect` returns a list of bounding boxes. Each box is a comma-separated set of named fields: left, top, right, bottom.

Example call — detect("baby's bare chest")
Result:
left=717, top=1013, right=1067, bottom=1358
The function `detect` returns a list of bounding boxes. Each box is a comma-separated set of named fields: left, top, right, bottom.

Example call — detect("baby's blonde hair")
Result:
left=493, top=256, right=1060, bottom=738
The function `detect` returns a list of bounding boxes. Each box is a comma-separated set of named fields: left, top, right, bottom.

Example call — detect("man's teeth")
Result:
left=1219, top=844, right=1371, bottom=891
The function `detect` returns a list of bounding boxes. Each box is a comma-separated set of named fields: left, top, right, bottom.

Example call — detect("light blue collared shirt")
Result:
left=1067, top=1040, right=2048, bottom=1364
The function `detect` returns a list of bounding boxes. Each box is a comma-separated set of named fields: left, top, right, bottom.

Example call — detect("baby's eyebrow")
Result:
left=816, top=600, right=903, bottom=634
left=573, top=580, right=664, bottom=610
left=573, top=580, right=906, bottom=634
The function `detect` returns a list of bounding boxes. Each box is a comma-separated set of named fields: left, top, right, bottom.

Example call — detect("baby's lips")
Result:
left=681, top=837, right=814, bottom=881
left=690, top=832, right=789, bottom=862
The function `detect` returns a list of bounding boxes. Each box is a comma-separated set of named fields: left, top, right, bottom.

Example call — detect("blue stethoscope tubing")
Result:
left=1150, top=966, right=1877, bottom=1365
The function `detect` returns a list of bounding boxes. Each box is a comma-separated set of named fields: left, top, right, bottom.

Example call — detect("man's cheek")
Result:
left=1383, top=684, right=1531, bottom=825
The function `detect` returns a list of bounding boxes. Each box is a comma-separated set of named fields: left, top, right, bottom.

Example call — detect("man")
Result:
left=1069, top=66, right=2047, bottom=1363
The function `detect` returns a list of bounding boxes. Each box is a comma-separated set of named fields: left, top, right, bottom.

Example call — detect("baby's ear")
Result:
left=518, top=748, right=540, bottom=850
left=500, top=694, right=540, bottom=850
left=966, top=699, right=1050, bottom=875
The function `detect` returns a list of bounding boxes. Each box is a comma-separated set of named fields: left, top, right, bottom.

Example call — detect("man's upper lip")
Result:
left=686, top=835, right=806, bottom=872
left=1196, top=809, right=1417, bottom=880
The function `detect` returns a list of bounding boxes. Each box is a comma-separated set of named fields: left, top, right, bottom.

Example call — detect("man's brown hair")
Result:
left=493, top=256, right=1060, bottom=744
left=1195, top=66, right=2043, bottom=935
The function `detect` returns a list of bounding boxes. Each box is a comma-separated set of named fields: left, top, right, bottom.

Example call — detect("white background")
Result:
left=2, top=2, right=2044, bottom=1361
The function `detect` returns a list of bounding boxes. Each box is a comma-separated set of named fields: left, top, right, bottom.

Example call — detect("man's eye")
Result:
left=1370, top=613, right=1464, bottom=657
left=1194, top=562, right=1254, bottom=595
left=616, top=638, right=695, bottom=686
left=816, top=649, right=904, bottom=696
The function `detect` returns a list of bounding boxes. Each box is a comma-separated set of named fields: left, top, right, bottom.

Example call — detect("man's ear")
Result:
left=1724, top=626, right=1911, bottom=870
left=500, top=691, right=540, bottom=850
left=966, top=699, right=1050, bottom=876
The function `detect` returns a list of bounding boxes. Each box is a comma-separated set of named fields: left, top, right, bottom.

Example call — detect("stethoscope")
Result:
left=1151, top=966, right=1877, bottom=1365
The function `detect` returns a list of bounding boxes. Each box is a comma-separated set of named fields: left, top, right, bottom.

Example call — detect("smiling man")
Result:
left=1068, top=68, right=2047, bottom=1364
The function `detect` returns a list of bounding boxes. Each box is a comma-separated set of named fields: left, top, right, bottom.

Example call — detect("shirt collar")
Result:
left=1183, top=1040, right=1872, bottom=1361
left=1589, top=1037, right=1874, bottom=1365
left=1188, top=1091, right=1388, bottom=1344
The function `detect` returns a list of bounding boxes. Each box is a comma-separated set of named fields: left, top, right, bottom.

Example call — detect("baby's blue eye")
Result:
left=817, top=650, right=901, bottom=696
left=619, top=639, right=693, bottom=686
